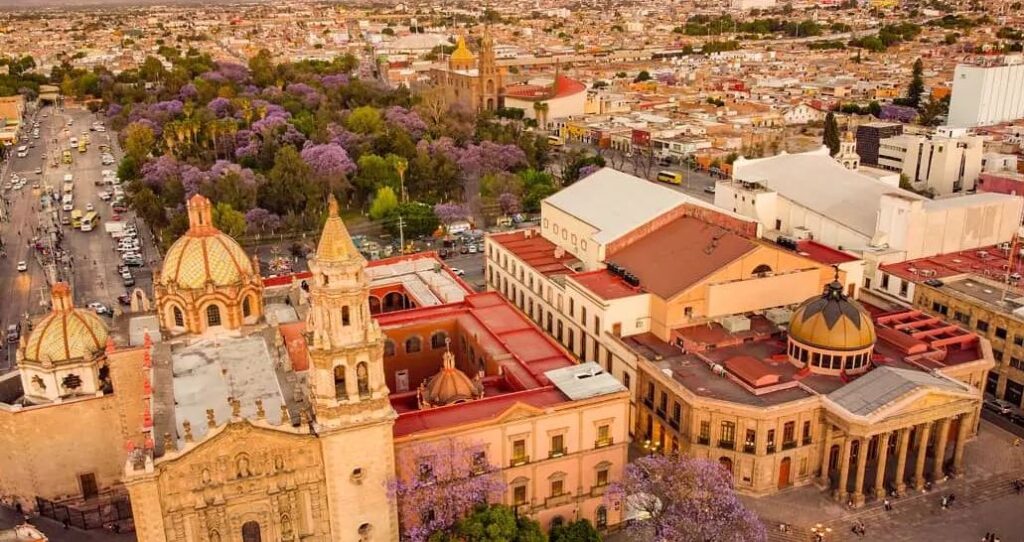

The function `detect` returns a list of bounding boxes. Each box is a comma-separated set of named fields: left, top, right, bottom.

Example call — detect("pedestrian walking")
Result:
left=941, top=495, right=948, bottom=509
left=883, top=497, right=892, bottom=511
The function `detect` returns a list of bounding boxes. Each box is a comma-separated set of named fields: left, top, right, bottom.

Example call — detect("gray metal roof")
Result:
left=827, top=366, right=967, bottom=417
left=546, top=361, right=626, bottom=400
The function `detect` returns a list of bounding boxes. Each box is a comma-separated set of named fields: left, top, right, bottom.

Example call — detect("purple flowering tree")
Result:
left=498, top=192, right=520, bottom=216
left=179, top=83, right=198, bottom=101
left=207, top=97, right=233, bottom=118
left=140, top=154, right=180, bottom=190
left=301, top=143, right=356, bottom=194
left=389, top=439, right=506, bottom=542
left=578, top=164, right=601, bottom=179
left=384, top=106, right=428, bottom=139
left=433, top=202, right=469, bottom=232
left=245, top=208, right=281, bottom=234
left=608, top=455, right=766, bottom=542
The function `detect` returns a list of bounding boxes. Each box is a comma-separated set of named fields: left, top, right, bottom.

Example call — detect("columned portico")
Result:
left=873, top=432, right=891, bottom=499
left=851, top=437, right=869, bottom=506
left=894, top=427, right=910, bottom=494
left=913, top=421, right=932, bottom=491
left=932, top=417, right=952, bottom=481
left=818, top=423, right=833, bottom=487
left=953, top=413, right=971, bottom=476
left=835, top=437, right=852, bottom=503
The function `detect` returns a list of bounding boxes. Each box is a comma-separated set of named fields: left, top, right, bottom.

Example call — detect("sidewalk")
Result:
left=747, top=421, right=1024, bottom=542
left=0, top=508, right=135, bottom=542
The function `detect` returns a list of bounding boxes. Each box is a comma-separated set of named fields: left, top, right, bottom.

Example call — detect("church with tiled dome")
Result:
left=155, top=194, right=264, bottom=334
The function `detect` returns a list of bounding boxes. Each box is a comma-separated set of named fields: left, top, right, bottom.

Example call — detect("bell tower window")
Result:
left=357, top=362, right=370, bottom=398
left=342, top=305, right=351, bottom=326
left=334, top=366, right=347, bottom=399
left=243, top=296, right=252, bottom=318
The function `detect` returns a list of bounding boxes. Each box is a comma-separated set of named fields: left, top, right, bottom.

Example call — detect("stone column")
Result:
left=932, top=417, right=952, bottom=481
left=913, top=422, right=932, bottom=491
left=851, top=437, right=869, bottom=506
left=894, top=427, right=910, bottom=494
left=874, top=432, right=891, bottom=499
left=953, top=413, right=971, bottom=476
left=835, top=437, right=852, bottom=503
left=818, top=423, right=833, bottom=487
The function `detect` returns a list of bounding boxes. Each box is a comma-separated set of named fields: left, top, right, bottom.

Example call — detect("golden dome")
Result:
left=789, top=281, right=876, bottom=351
left=160, top=195, right=255, bottom=290
left=450, top=35, right=476, bottom=63
left=419, top=348, right=483, bottom=408
left=316, top=195, right=362, bottom=263
left=23, top=283, right=108, bottom=365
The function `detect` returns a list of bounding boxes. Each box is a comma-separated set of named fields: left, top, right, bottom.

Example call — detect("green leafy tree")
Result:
left=633, top=70, right=652, bottom=83
left=345, top=105, right=384, bottom=134
left=453, top=505, right=546, bottom=542
left=385, top=201, right=440, bottom=238
left=249, top=49, right=277, bottom=88
left=260, top=146, right=318, bottom=217
left=354, top=153, right=401, bottom=202
left=369, top=186, right=399, bottom=220
left=908, top=58, right=925, bottom=109
left=520, top=169, right=558, bottom=212
left=823, top=112, right=841, bottom=156
left=550, top=519, right=601, bottom=542
left=123, top=122, right=156, bottom=162
left=129, top=185, right=168, bottom=231
left=212, top=202, right=246, bottom=238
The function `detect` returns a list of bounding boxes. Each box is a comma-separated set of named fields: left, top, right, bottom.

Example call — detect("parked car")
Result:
left=86, top=302, right=111, bottom=316
left=6, top=323, right=20, bottom=343
left=117, top=293, right=132, bottom=306
left=450, top=267, right=466, bottom=276
left=704, top=185, right=717, bottom=194
left=983, top=398, right=1015, bottom=415
left=16, top=261, right=27, bottom=272
left=123, top=276, right=136, bottom=287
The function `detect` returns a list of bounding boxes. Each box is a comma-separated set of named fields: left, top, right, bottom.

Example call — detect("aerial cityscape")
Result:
left=0, top=0, right=1023, bottom=541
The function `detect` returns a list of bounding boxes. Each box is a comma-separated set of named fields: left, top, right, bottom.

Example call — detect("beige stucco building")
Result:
left=428, top=32, right=504, bottom=113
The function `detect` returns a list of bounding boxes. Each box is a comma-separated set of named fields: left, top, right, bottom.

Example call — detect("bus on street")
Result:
left=78, top=139, right=87, bottom=153
left=656, top=170, right=683, bottom=185
left=81, top=211, right=99, bottom=232
left=70, top=209, right=83, bottom=229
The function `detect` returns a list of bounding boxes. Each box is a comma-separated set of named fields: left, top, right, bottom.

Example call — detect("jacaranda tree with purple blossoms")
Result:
left=433, top=202, right=470, bottom=233
left=607, top=454, right=765, bottom=542
left=389, top=439, right=506, bottom=542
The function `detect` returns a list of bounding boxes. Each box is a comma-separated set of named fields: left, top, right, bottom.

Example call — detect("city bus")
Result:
left=70, top=209, right=83, bottom=229
left=656, top=170, right=683, bottom=185
left=62, top=150, right=72, bottom=164
left=81, top=211, right=99, bottom=232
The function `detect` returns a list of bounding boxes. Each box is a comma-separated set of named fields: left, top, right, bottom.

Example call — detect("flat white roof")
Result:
left=367, top=257, right=470, bottom=306
left=733, top=149, right=923, bottom=236
left=545, top=167, right=736, bottom=245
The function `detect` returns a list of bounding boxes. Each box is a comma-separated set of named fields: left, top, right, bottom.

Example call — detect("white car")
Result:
left=16, top=261, right=27, bottom=272
left=85, top=203, right=94, bottom=211
left=98, top=191, right=111, bottom=201
left=34, top=167, right=42, bottom=175
left=63, top=203, right=73, bottom=211
left=450, top=267, right=466, bottom=276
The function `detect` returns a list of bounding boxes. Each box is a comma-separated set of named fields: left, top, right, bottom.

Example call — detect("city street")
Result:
left=0, top=105, right=156, bottom=369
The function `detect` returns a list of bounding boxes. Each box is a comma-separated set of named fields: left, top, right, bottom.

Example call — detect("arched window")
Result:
left=342, top=305, right=351, bottom=326
left=405, top=336, right=422, bottom=354
left=206, top=304, right=221, bottom=327
left=242, top=296, right=252, bottom=318
left=357, top=362, right=370, bottom=398
left=431, top=331, right=448, bottom=350
left=173, top=306, right=184, bottom=327
left=334, top=366, right=347, bottom=399
left=384, top=340, right=396, bottom=357
left=752, top=264, right=773, bottom=277
left=241, top=521, right=261, bottom=542
left=369, top=296, right=382, bottom=314
left=550, top=516, right=564, bottom=529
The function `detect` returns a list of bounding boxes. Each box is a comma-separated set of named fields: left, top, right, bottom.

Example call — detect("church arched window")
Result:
left=384, top=340, right=396, bottom=357
left=342, top=305, right=351, bottom=326
left=334, top=366, right=347, bottom=400
left=242, top=296, right=252, bottom=318
left=173, top=306, right=184, bottom=327
left=357, top=362, right=370, bottom=398
left=405, top=336, right=422, bottom=354
left=206, top=304, right=221, bottom=327
left=241, top=521, right=261, bottom=542
left=431, top=331, right=448, bottom=350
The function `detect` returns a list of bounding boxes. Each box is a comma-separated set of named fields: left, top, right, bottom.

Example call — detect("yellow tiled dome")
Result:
left=160, top=195, right=255, bottom=290
left=789, top=281, right=876, bottom=351
left=23, top=283, right=108, bottom=364
left=450, top=36, right=476, bottom=63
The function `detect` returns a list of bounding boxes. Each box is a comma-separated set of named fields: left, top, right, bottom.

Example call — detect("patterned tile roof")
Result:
left=159, top=195, right=254, bottom=289
left=315, top=195, right=361, bottom=263
left=23, top=283, right=108, bottom=364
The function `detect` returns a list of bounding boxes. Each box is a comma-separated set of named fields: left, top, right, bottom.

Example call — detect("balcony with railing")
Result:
left=767, top=444, right=776, bottom=454
left=545, top=492, right=574, bottom=508
left=718, top=440, right=735, bottom=450
left=697, top=435, right=710, bottom=446
left=595, top=437, right=614, bottom=449
left=743, top=443, right=756, bottom=454
left=782, top=440, right=797, bottom=451
left=669, top=418, right=680, bottom=430
left=510, top=455, right=530, bottom=468
left=548, top=447, right=567, bottom=459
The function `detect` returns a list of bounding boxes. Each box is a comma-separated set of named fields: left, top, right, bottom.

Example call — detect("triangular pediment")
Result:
left=493, top=402, right=546, bottom=424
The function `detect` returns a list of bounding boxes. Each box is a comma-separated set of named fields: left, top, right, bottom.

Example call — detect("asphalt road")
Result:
left=0, top=106, right=157, bottom=369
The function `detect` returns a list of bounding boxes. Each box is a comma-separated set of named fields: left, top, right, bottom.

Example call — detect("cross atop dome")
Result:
left=50, top=282, right=74, bottom=312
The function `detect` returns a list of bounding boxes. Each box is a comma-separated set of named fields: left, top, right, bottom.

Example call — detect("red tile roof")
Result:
left=795, top=240, right=859, bottom=266
left=489, top=230, right=580, bottom=277
left=880, top=244, right=1024, bottom=290
left=610, top=216, right=755, bottom=299
left=570, top=270, right=642, bottom=301
left=279, top=322, right=310, bottom=371
left=504, top=75, right=586, bottom=100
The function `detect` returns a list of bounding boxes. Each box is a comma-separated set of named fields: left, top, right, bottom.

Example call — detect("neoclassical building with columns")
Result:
left=630, top=279, right=992, bottom=504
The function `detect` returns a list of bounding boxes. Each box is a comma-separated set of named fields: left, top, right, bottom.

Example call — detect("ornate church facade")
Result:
left=428, top=32, right=505, bottom=113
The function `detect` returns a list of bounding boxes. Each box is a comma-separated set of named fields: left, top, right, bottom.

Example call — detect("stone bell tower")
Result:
left=306, top=194, right=398, bottom=541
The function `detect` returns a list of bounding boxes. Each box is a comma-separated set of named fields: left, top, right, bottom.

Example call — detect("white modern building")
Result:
left=876, top=126, right=985, bottom=195
left=948, top=55, right=1024, bottom=128
left=718, top=148, right=1024, bottom=286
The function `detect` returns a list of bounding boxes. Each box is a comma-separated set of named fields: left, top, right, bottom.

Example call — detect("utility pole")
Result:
left=398, top=215, right=405, bottom=255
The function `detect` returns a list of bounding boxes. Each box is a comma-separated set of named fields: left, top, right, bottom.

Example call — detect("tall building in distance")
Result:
left=877, top=127, right=985, bottom=195
left=948, top=55, right=1024, bottom=128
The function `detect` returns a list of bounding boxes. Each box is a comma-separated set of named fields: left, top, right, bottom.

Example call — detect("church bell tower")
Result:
left=306, top=195, right=398, bottom=541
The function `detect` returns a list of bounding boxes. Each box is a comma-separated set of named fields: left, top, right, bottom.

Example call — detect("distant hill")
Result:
left=0, top=0, right=269, bottom=8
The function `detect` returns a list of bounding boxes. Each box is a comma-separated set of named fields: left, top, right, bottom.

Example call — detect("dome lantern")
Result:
left=417, top=339, right=484, bottom=409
